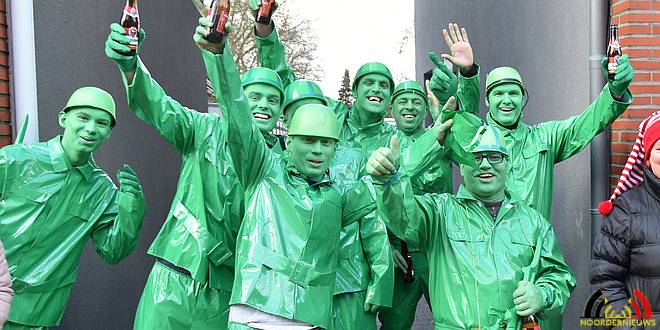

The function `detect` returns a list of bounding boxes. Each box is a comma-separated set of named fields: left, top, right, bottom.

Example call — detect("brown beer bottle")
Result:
left=607, top=24, right=622, bottom=79
left=401, top=242, right=415, bottom=283
left=120, top=0, right=140, bottom=56
left=521, top=315, right=540, bottom=330
left=206, top=0, right=231, bottom=43
left=256, top=0, right=276, bottom=25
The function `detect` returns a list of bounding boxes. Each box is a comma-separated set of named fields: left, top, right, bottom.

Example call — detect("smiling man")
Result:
left=0, top=87, right=146, bottom=329
left=366, top=125, right=576, bottom=329
left=241, top=67, right=286, bottom=152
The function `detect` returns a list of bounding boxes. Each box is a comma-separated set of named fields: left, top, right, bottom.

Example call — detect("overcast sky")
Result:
left=285, top=0, right=416, bottom=99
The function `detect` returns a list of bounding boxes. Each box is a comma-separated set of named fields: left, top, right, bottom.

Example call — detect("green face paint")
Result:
left=244, top=83, right=282, bottom=134
left=355, top=73, right=392, bottom=116
left=392, top=92, right=427, bottom=135
left=283, top=98, right=324, bottom=128
left=59, top=108, right=113, bottom=166
left=460, top=151, right=507, bottom=203
left=287, top=135, right=337, bottom=181
left=487, top=83, right=524, bottom=128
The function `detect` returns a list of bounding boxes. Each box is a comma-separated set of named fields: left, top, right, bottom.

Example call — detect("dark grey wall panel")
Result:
left=415, top=0, right=593, bottom=327
left=32, top=1, right=207, bottom=328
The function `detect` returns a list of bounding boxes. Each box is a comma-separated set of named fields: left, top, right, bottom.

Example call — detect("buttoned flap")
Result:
left=207, top=241, right=234, bottom=267
left=68, top=205, right=95, bottom=222
left=9, top=185, right=53, bottom=204
left=522, top=141, right=549, bottom=159
left=510, top=235, right=536, bottom=247
left=447, top=228, right=486, bottom=243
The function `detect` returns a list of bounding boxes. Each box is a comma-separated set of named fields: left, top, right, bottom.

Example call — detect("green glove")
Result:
left=428, top=52, right=458, bottom=105
left=117, top=164, right=146, bottom=217
left=363, top=302, right=380, bottom=314
left=105, top=23, right=145, bottom=73
left=512, top=280, right=544, bottom=316
left=193, top=16, right=232, bottom=54
left=601, top=54, right=634, bottom=99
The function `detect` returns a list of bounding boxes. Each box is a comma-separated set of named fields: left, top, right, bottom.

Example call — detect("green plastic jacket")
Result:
left=373, top=172, right=576, bottom=329
left=124, top=58, right=244, bottom=291
left=459, top=69, right=633, bottom=219
left=0, top=137, right=144, bottom=326
left=203, top=44, right=377, bottom=329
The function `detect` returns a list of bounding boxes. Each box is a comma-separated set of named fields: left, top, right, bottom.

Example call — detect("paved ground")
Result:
left=377, top=298, right=434, bottom=329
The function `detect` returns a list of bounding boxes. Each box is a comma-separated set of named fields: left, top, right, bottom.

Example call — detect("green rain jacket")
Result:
left=459, top=71, right=633, bottom=219
left=124, top=59, right=243, bottom=291
left=0, top=137, right=144, bottom=326
left=203, top=45, right=377, bottom=329
left=373, top=172, right=576, bottom=329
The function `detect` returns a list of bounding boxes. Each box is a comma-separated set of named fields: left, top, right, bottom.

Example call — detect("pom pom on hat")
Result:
left=598, top=200, right=613, bottom=216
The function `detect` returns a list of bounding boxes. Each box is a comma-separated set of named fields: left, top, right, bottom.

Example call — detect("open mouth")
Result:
left=252, top=113, right=272, bottom=120
left=499, top=107, right=513, bottom=113
left=402, top=114, right=417, bottom=119
left=477, top=173, right=495, bottom=179
left=307, top=159, right=323, bottom=166
left=367, top=96, right=383, bottom=104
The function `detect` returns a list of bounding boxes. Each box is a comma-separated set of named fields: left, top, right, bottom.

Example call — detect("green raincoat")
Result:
left=0, top=137, right=144, bottom=327
left=373, top=171, right=576, bottom=329
left=203, top=44, right=378, bottom=329
left=123, top=58, right=244, bottom=329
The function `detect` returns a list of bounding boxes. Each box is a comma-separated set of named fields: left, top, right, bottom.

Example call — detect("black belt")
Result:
left=157, top=258, right=192, bottom=276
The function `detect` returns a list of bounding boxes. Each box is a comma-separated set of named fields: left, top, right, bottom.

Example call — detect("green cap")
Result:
left=241, top=67, right=284, bottom=102
left=392, top=80, right=427, bottom=107
left=63, top=86, right=117, bottom=127
left=352, top=62, right=394, bottom=94
left=288, top=104, right=339, bottom=141
left=485, top=67, right=525, bottom=97
left=282, top=80, right=327, bottom=115
left=469, top=125, right=508, bottom=156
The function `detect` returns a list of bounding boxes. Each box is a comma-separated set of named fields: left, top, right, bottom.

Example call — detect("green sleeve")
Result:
left=0, top=150, right=6, bottom=197
left=359, top=210, right=394, bottom=308
left=91, top=190, right=145, bottom=264
left=201, top=45, right=272, bottom=189
left=255, top=26, right=297, bottom=89
left=123, top=58, right=203, bottom=155
left=401, top=129, right=449, bottom=186
left=534, top=224, right=577, bottom=316
left=543, top=84, right=633, bottom=163
left=373, top=172, right=440, bottom=252
left=457, top=63, right=481, bottom=116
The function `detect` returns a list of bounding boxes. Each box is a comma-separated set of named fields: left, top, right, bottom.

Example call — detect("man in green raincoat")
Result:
left=0, top=87, right=146, bottom=329
left=367, top=123, right=576, bottom=329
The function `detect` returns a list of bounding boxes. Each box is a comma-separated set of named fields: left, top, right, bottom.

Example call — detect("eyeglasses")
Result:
left=474, top=153, right=506, bottom=165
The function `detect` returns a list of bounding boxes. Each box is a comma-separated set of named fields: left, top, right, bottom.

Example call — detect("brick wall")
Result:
left=609, top=0, right=660, bottom=189
left=0, top=0, right=9, bottom=147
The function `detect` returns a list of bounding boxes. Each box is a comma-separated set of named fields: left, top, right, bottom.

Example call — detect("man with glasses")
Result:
left=366, top=124, right=575, bottom=329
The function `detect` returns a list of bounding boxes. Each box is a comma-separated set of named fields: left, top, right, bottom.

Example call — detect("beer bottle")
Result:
left=521, top=315, right=540, bottom=330
left=256, top=0, right=276, bottom=25
left=607, top=24, right=622, bottom=79
left=401, top=242, right=415, bottom=283
left=120, top=0, right=140, bottom=56
left=206, top=0, right=231, bottom=43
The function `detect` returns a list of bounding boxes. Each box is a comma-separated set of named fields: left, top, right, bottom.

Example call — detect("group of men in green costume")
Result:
left=0, top=1, right=636, bottom=328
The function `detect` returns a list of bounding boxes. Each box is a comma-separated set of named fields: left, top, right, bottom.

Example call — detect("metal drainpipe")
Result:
left=8, top=0, right=39, bottom=143
left=590, top=0, right=608, bottom=249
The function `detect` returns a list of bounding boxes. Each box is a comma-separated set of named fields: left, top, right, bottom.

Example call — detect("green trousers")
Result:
left=134, top=261, right=231, bottom=330
left=3, top=321, right=47, bottom=330
left=330, top=290, right=376, bottom=330
left=378, top=250, right=430, bottom=330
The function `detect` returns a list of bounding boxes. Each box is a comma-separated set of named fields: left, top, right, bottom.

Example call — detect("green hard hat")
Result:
left=391, top=80, right=427, bottom=106
left=63, top=86, right=117, bottom=126
left=469, top=125, right=509, bottom=156
left=288, top=104, right=339, bottom=141
left=241, top=67, right=284, bottom=102
left=485, top=66, right=525, bottom=97
left=352, top=62, right=394, bottom=94
left=282, top=80, right=327, bottom=115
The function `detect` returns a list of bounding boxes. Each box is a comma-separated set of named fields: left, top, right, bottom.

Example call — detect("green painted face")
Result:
left=355, top=73, right=392, bottom=115
left=283, top=98, right=324, bottom=128
left=59, top=108, right=113, bottom=166
left=487, top=83, right=524, bottom=128
left=286, top=135, right=337, bottom=181
left=392, top=92, right=427, bottom=135
left=244, top=83, right=282, bottom=134
left=460, top=151, right=508, bottom=203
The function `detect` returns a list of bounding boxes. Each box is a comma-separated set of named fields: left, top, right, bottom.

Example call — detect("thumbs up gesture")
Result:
left=367, top=135, right=400, bottom=177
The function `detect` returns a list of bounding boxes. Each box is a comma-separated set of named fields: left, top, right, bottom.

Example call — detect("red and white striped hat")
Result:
left=599, top=111, right=660, bottom=216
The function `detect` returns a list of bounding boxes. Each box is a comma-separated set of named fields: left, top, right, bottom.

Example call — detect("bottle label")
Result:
left=216, top=11, right=229, bottom=34
left=125, top=26, right=139, bottom=50
left=123, top=5, right=138, bottom=18
left=608, top=55, right=619, bottom=74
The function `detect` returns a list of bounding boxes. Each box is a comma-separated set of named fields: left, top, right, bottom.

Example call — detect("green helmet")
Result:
left=282, top=80, right=327, bottom=115
left=485, top=66, right=525, bottom=97
left=469, top=125, right=509, bottom=156
left=288, top=104, right=339, bottom=141
left=241, top=67, right=284, bottom=102
left=391, top=80, right=427, bottom=107
left=63, top=86, right=117, bottom=127
left=352, top=62, right=394, bottom=94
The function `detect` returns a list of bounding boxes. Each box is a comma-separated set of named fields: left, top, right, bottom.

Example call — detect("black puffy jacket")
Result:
left=592, top=165, right=660, bottom=328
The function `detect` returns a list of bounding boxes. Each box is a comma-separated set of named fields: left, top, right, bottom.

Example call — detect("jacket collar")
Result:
left=348, top=105, right=386, bottom=134
left=456, top=184, right=523, bottom=205
left=283, top=153, right=334, bottom=187
left=48, top=136, right=95, bottom=181
left=643, top=164, right=660, bottom=203
left=486, top=112, right=528, bottom=141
